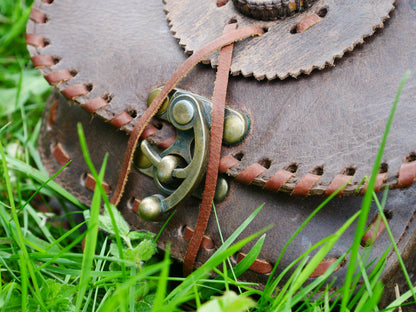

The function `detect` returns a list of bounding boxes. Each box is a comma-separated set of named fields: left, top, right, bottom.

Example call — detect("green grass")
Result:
left=1, top=0, right=416, bottom=311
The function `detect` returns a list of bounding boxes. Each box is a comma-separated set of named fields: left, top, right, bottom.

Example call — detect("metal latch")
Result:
left=134, top=88, right=250, bottom=221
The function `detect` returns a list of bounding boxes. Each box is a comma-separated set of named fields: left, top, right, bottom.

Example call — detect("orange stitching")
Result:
left=235, top=163, right=267, bottom=185
left=84, top=173, right=111, bottom=194
left=52, top=143, right=70, bottom=166
left=48, top=99, right=59, bottom=127
left=295, top=14, right=322, bottom=33
left=62, top=84, right=89, bottom=100
left=131, top=198, right=141, bottom=214
left=82, top=97, right=109, bottom=113
left=360, top=172, right=387, bottom=195
left=158, top=136, right=176, bottom=149
left=110, top=112, right=134, bottom=128
left=361, top=214, right=388, bottom=247
left=264, top=169, right=293, bottom=192
left=44, top=70, right=73, bottom=85
left=397, top=161, right=416, bottom=188
left=237, top=253, right=273, bottom=274
left=183, top=226, right=214, bottom=250
left=26, top=33, right=46, bottom=47
left=219, top=154, right=240, bottom=173
left=30, top=9, right=47, bottom=23
left=141, top=124, right=159, bottom=139
left=324, top=174, right=352, bottom=196
left=31, top=55, right=55, bottom=68
left=291, top=173, right=321, bottom=196
left=310, top=257, right=343, bottom=278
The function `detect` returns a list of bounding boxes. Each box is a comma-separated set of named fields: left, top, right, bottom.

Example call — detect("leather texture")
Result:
left=26, top=0, right=416, bottom=195
left=40, top=89, right=416, bottom=305
left=28, top=0, right=416, bottom=305
left=165, top=0, right=395, bottom=78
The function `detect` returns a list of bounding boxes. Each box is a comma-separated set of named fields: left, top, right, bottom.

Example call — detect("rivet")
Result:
left=147, top=89, right=169, bottom=115
left=214, top=177, right=229, bottom=202
left=223, top=114, right=247, bottom=145
left=172, top=100, right=195, bottom=125
left=138, top=195, right=164, bottom=221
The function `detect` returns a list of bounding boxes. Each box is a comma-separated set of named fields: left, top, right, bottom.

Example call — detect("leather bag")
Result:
left=26, top=0, right=416, bottom=303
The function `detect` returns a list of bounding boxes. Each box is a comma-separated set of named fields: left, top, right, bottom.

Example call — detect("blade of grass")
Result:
left=0, top=138, right=43, bottom=305
left=372, top=188, right=416, bottom=304
left=77, top=123, right=127, bottom=280
left=273, top=211, right=360, bottom=311
left=165, top=204, right=265, bottom=302
left=18, top=251, right=27, bottom=312
left=151, top=244, right=171, bottom=312
left=340, top=70, right=411, bottom=311
left=5, top=155, right=85, bottom=209
left=75, top=153, right=108, bottom=311
left=261, top=180, right=349, bottom=310
left=200, top=234, right=266, bottom=300
left=166, top=225, right=272, bottom=309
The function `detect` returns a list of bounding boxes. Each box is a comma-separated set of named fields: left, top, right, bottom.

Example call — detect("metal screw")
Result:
left=223, top=114, right=247, bottom=145
left=138, top=195, right=164, bottom=221
left=214, top=177, right=229, bottom=202
left=172, top=100, right=195, bottom=125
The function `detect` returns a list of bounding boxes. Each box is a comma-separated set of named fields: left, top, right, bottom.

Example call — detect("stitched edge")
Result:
left=26, top=1, right=416, bottom=197
left=26, top=3, right=120, bottom=123
left=219, top=152, right=416, bottom=197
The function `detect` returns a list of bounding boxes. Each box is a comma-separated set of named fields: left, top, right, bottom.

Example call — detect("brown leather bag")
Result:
left=27, top=0, right=416, bottom=303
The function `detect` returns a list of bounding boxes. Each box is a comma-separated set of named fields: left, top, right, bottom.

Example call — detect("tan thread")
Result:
left=62, top=84, right=89, bottom=100
left=84, top=173, right=111, bottom=194
left=44, top=70, right=73, bottom=85
left=219, top=154, right=416, bottom=197
left=83, top=97, right=109, bottom=113
left=52, top=143, right=71, bottom=166
left=110, top=112, right=134, bottom=128
left=310, top=257, right=343, bottom=278
left=30, top=8, right=47, bottom=24
left=183, top=226, right=215, bottom=250
left=31, top=55, right=56, bottom=68
left=237, top=253, right=273, bottom=274
left=26, top=33, right=46, bottom=47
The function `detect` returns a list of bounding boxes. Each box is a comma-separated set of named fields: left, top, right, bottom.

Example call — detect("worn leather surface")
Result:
left=39, top=89, right=416, bottom=302
left=165, top=0, right=395, bottom=79
left=29, top=0, right=416, bottom=303
left=27, top=0, right=416, bottom=195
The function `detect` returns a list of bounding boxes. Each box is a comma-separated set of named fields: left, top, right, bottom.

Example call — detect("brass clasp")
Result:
left=134, top=88, right=249, bottom=221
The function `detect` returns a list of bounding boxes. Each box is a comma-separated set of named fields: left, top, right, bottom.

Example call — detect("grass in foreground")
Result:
left=1, top=0, right=416, bottom=311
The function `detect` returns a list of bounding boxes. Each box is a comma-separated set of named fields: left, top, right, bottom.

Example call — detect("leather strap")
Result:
left=183, top=23, right=237, bottom=275
left=109, top=25, right=264, bottom=206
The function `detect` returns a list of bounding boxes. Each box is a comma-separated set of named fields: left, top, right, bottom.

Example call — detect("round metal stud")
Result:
left=138, top=195, right=164, bottom=221
left=147, top=88, right=169, bottom=115
left=172, top=100, right=194, bottom=125
left=156, top=155, right=182, bottom=184
left=223, top=114, right=247, bottom=145
left=214, top=177, right=229, bottom=202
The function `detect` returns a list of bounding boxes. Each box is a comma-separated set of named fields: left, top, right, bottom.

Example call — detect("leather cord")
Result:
left=183, top=23, right=237, bottom=275
left=109, top=25, right=264, bottom=207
